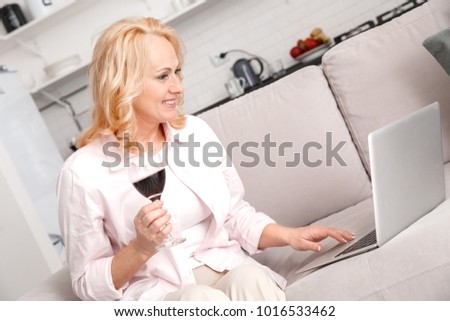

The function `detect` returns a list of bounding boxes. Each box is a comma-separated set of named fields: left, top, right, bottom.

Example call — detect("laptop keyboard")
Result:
left=335, top=230, right=377, bottom=258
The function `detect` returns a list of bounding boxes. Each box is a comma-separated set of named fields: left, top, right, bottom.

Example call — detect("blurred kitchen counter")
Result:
left=193, top=54, right=324, bottom=116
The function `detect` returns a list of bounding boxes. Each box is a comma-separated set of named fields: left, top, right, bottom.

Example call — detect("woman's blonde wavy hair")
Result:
left=77, top=17, right=186, bottom=149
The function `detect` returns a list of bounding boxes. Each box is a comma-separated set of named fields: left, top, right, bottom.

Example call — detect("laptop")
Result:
left=296, top=102, right=446, bottom=274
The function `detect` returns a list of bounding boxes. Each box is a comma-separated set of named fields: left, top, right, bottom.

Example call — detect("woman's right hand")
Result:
left=131, top=200, right=172, bottom=258
left=111, top=200, right=172, bottom=290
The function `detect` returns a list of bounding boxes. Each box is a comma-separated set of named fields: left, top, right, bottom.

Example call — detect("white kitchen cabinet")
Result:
left=0, top=138, right=62, bottom=300
left=0, top=69, right=64, bottom=237
left=0, top=69, right=64, bottom=300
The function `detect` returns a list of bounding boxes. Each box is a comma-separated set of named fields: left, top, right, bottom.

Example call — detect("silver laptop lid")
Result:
left=368, top=102, right=445, bottom=246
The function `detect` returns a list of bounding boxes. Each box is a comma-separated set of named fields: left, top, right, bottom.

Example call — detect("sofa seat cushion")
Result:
left=253, top=196, right=373, bottom=279
left=199, top=66, right=371, bottom=228
left=255, top=162, right=450, bottom=300
left=284, top=197, right=450, bottom=300
left=321, top=0, right=450, bottom=174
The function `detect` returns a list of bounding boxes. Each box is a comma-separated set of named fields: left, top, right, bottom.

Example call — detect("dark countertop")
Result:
left=193, top=54, right=324, bottom=116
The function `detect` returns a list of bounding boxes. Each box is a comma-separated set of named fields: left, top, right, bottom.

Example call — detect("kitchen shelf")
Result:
left=163, top=0, right=212, bottom=25
left=0, top=0, right=96, bottom=53
left=32, top=61, right=89, bottom=95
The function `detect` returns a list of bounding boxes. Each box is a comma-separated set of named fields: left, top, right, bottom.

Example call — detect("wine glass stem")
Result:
left=148, top=194, right=186, bottom=249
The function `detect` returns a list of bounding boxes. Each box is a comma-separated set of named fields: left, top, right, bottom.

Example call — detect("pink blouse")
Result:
left=57, top=115, right=286, bottom=300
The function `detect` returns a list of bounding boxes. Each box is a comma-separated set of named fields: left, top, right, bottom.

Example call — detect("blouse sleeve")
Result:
left=221, top=162, right=276, bottom=255
left=57, top=166, right=125, bottom=300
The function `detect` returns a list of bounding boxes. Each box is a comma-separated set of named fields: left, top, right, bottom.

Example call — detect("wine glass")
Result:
left=132, top=168, right=186, bottom=249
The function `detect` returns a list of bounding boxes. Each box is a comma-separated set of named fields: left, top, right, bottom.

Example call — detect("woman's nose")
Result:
left=169, top=76, right=184, bottom=94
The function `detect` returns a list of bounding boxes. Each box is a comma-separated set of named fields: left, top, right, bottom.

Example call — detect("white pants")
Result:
left=164, top=264, right=286, bottom=301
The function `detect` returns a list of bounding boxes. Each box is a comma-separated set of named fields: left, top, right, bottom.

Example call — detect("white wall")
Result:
left=1, top=0, right=406, bottom=159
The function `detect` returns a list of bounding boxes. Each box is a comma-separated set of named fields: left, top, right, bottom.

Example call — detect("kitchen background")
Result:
left=0, top=0, right=418, bottom=300
left=1, top=0, right=409, bottom=160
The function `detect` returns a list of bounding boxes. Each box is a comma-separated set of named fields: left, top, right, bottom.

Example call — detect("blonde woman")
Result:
left=57, top=17, right=354, bottom=301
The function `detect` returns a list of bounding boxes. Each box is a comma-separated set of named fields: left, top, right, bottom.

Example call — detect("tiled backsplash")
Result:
left=39, top=0, right=405, bottom=159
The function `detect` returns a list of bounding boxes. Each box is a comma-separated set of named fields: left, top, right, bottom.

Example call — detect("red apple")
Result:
left=290, top=46, right=302, bottom=58
left=305, top=37, right=320, bottom=50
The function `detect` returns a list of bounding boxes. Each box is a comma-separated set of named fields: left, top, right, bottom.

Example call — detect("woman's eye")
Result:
left=158, top=73, right=169, bottom=80
left=157, top=69, right=181, bottom=80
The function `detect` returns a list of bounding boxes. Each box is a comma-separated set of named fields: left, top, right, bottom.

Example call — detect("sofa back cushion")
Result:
left=199, top=66, right=372, bottom=227
left=322, top=0, right=450, bottom=174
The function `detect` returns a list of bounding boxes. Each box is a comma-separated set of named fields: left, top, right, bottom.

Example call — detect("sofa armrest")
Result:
left=18, top=265, right=80, bottom=301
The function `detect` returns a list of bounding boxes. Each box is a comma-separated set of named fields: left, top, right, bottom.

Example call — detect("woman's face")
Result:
left=133, top=34, right=183, bottom=131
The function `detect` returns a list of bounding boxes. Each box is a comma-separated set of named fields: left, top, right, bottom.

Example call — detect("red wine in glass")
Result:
left=133, top=168, right=186, bottom=249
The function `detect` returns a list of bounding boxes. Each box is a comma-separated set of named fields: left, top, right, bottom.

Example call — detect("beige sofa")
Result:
left=20, top=0, right=450, bottom=300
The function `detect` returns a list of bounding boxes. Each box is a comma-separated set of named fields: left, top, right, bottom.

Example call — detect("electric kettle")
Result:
left=232, top=58, right=264, bottom=89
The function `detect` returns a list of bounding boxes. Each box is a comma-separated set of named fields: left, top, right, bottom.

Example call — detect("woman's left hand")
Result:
left=259, top=223, right=355, bottom=252
left=285, top=225, right=355, bottom=252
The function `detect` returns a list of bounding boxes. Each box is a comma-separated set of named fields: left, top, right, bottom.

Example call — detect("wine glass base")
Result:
left=156, top=237, right=186, bottom=250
